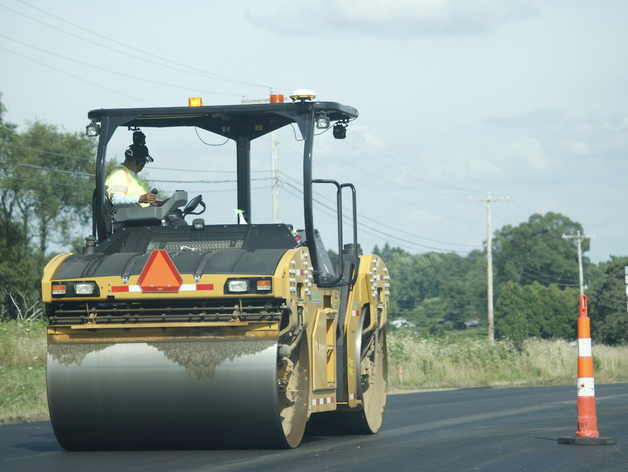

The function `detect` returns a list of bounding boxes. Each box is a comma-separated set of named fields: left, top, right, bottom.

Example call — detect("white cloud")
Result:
left=484, top=109, right=564, bottom=128
left=352, top=126, right=387, bottom=151
left=244, top=0, right=538, bottom=38
left=465, top=156, right=503, bottom=178
left=408, top=208, right=435, bottom=223
left=575, top=116, right=628, bottom=133
left=565, top=141, right=588, bottom=155
left=503, top=138, right=547, bottom=171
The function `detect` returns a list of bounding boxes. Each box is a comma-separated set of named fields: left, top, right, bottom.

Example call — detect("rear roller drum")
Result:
left=356, top=320, right=388, bottom=433
left=276, top=337, right=310, bottom=448
left=306, top=305, right=388, bottom=435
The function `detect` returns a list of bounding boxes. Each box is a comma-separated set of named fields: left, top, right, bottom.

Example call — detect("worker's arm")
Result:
left=110, top=193, right=140, bottom=205
left=110, top=193, right=156, bottom=205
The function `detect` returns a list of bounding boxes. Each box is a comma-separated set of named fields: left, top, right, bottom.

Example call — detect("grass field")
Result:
left=0, top=320, right=48, bottom=423
left=1, top=320, right=627, bottom=424
left=387, top=332, right=628, bottom=391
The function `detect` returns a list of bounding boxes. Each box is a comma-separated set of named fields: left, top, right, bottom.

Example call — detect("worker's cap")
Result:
left=125, top=143, right=154, bottom=164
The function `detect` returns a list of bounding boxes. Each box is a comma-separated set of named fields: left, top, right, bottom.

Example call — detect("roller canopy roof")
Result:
left=88, top=101, right=358, bottom=141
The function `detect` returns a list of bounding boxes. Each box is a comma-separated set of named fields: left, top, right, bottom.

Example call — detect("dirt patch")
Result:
left=0, top=413, right=50, bottom=425
left=149, top=339, right=275, bottom=381
left=48, top=343, right=113, bottom=367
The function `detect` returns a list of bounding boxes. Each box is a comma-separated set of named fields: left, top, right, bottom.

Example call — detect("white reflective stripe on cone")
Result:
left=578, top=337, right=592, bottom=357
left=577, top=377, right=595, bottom=397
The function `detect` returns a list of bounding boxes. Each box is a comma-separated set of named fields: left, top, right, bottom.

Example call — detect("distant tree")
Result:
left=494, top=281, right=530, bottom=350
left=588, top=256, right=628, bottom=345
left=0, top=91, right=97, bottom=318
left=409, top=297, right=448, bottom=325
left=439, top=252, right=486, bottom=324
left=495, top=280, right=578, bottom=345
left=0, top=217, right=40, bottom=305
left=0, top=93, right=39, bottom=317
left=493, top=212, right=584, bottom=290
left=0, top=120, right=96, bottom=254
left=537, top=284, right=579, bottom=340
left=373, top=243, right=409, bottom=263
left=382, top=247, right=487, bottom=328
left=597, top=312, right=628, bottom=345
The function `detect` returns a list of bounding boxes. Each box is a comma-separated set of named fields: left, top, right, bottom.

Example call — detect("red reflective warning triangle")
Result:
left=137, top=250, right=183, bottom=292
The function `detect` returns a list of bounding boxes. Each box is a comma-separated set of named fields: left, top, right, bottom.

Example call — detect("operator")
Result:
left=105, top=129, right=166, bottom=207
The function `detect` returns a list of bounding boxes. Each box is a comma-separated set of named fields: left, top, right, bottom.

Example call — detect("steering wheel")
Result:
left=182, top=194, right=206, bottom=216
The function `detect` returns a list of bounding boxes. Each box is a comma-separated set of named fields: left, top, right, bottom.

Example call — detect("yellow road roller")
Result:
left=42, top=93, right=389, bottom=449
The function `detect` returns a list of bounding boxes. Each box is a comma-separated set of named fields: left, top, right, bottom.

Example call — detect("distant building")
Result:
left=464, top=319, right=480, bottom=329
left=391, top=319, right=416, bottom=329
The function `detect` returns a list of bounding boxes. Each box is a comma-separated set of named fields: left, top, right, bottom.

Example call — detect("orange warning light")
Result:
left=256, top=280, right=272, bottom=291
left=137, top=250, right=183, bottom=292
left=188, top=97, right=203, bottom=107
left=270, top=94, right=284, bottom=103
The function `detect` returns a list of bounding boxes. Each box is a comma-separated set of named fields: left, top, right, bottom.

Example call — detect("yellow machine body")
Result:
left=44, top=99, right=388, bottom=449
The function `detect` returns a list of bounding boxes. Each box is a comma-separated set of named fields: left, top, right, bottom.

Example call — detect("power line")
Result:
left=1, top=176, right=93, bottom=188
left=0, top=160, right=93, bottom=177
left=314, top=141, right=465, bottom=197
left=149, top=165, right=269, bottom=174
left=590, top=290, right=628, bottom=309
left=509, top=197, right=535, bottom=216
left=280, top=171, right=479, bottom=249
left=150, top=177, right=272, bottom=184
left=349, top=133, right=481, bottom=194
left=4, top=2, right=284, bottom=91
left=0, top=34, right=243, bottom=98
left=495, top=253, right=581, bottom=285
left=277, top=142, right=481, bottom=227
left=0, top=45, right=153, bottom=105
left=494, top=259, right=581, bottom=288
left=281, top=183, right=438, bottom=254
left=280, top=179, right=474, bottom=254
left=498, top=200, right=529, bottom=220
left=0, top=142, right=94, bottom=161
left=184, top=185, right=269, bottom=194
left=594, top=235, right=622, bottom=258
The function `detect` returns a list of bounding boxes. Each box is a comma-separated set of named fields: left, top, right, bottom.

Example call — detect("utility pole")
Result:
left=242, top=91, right=283, bottom=223
left=624, top=266, right=628, bottom=311
left=270, top=131, right=279, bottom=223
left=562, top=231, right=595, bottom=296
left=468, top=191, right=509, bottom=342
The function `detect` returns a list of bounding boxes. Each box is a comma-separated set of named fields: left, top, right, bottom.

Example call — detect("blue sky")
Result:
left=0, top=0, right=626, bottom=263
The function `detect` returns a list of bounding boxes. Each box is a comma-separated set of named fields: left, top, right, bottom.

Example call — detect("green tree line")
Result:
left=0, top=91, right=96, bottom=319
left=375, top=212, right=628, bottom=346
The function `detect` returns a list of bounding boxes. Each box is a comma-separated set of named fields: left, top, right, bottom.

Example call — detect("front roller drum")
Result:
left=47, top=337, right=309, bottom=450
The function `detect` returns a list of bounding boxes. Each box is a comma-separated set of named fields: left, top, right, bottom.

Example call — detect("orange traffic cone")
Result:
left=558, top=295, right=616, bottom=445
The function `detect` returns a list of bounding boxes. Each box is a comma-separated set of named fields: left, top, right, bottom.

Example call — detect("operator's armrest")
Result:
left=114, top=190, right=188, bottom=223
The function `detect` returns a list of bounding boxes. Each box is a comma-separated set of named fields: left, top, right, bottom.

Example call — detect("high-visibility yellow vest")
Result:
left=105, top=165, right=150, bottom=207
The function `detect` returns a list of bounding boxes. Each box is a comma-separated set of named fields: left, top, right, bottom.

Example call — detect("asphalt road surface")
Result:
left=1, top=384, right=625, bottom=472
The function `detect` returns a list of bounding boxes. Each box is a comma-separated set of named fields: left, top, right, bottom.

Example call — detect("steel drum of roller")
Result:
left=47, top=336, right=309, bottom=450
